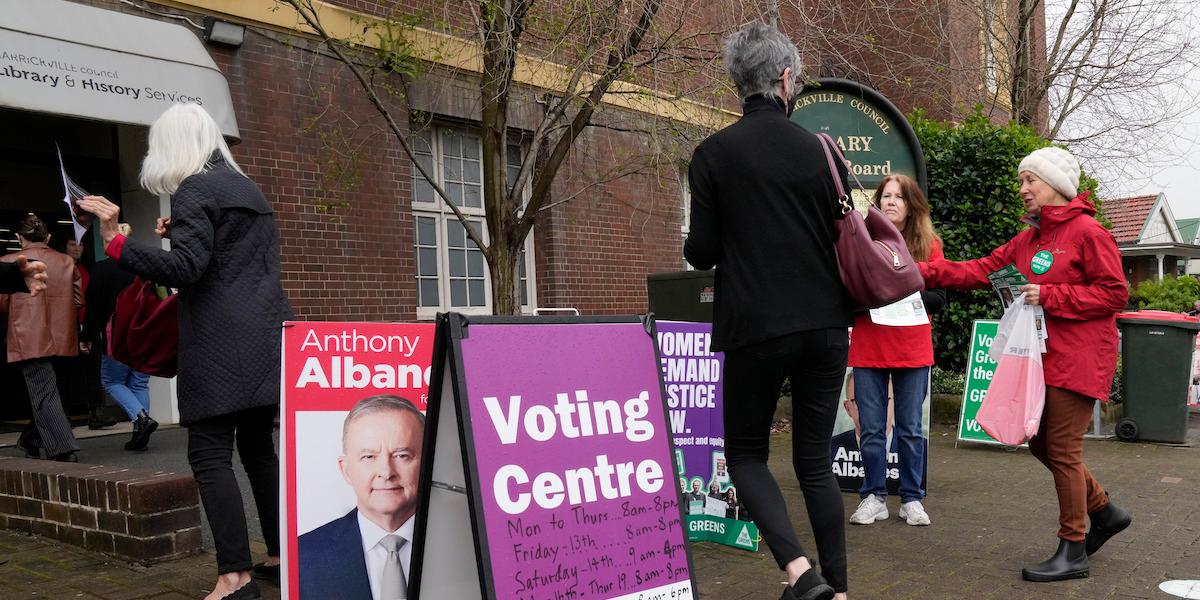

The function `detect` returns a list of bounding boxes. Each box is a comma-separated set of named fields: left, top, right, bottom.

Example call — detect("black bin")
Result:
left=647, top=270, right=715, bottom=322
left=1115, top=311, right=1200, bottom=443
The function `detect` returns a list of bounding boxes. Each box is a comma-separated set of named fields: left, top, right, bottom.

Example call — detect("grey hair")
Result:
left=139, top=103, right=245, bottom=196
left=723, top=22, right=802, bottom=100
left=341, top=395, right=425, bottom=452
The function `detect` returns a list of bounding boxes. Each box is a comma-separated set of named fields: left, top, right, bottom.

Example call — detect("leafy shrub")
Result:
left=910, top=107, right=1101, bottom=372
left=1109, top=358, right=1123, bottom=405
left=1128, top=275, right=1200, bottom=312
left=932, top=366, right=966, bottom=395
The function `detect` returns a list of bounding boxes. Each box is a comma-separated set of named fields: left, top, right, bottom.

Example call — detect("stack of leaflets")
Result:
left=988, top=264, right=1047, bottom=353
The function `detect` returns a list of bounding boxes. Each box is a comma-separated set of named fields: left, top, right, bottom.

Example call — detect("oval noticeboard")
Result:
left=790, top=78, right=927, bottom=201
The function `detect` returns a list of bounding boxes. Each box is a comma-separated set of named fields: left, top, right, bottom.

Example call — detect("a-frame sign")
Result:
left=410, top=313, right=697, bottom=599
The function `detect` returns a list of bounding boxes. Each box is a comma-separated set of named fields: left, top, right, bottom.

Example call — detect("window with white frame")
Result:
left=411, top=124, right=535, bottom=318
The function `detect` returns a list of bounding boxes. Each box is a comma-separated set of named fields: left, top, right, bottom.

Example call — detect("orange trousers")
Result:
left=1027, top=386, right=1109, bottom=541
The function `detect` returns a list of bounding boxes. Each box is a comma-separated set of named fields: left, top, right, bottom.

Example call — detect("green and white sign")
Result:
left=958, top=320, right=1004, bottom=444
left=685, top=515, right=759, bottom=551
left=790, top=78, right=927, bottom=198
left=1031, top=250, right=1054, bottom=274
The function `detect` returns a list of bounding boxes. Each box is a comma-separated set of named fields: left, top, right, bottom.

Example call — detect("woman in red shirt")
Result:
left=848, top=174, right=944, bottom=528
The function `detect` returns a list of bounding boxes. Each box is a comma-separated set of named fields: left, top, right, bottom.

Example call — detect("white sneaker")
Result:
left=849, top=494, right=888, bottom=524
left=899, top=500, right=931, bottom=526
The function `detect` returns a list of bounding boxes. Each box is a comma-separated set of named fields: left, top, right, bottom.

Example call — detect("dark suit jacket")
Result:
left=298, top=509, right=372, bottom=600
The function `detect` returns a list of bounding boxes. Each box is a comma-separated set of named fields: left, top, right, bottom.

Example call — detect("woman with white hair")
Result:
left=919, top=147, right=1130, bottom=582
left=685, top=22, right=850, bottom=600
left=80, top=103, right=291, bottom=600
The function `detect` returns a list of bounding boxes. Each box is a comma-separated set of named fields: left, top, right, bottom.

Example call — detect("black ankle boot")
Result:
left=1022, top=539, right=1089, bottom=582
left=125, top=412, right=158, bottom=451
left=1086, top=499, right=1131, bottom=556
left=780, top=568, right=835, bottom=600
left=88, top=408, right=118, bottom=430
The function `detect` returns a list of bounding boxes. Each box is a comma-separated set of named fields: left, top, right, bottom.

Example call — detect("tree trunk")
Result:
left=488, top=242, right=521, bottom=315
left=1011, top=0, right=1040, bottom=127
left=479, top=2, right=520, bottom=315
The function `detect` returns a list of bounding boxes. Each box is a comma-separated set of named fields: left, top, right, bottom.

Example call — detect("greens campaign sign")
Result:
left=958, top=320, right=1002, bottom=444
left=656, top=320, right=758, bottom=551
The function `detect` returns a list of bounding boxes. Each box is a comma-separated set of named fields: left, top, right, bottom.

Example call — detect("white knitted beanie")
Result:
left=1018, top=147, right=1080, bottom=200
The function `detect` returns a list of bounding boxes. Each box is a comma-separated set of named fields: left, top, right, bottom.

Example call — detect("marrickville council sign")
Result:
left=790, top=78, right=927, bottom=203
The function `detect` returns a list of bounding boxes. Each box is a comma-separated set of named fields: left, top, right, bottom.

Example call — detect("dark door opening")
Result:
left=0, top=107, right=125, bottom=429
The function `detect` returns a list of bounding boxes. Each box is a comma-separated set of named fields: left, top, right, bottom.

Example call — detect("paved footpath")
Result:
left=0, top=419, right=1196, bottom=599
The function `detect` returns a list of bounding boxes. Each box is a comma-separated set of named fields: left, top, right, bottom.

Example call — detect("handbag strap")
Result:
left=815, top=132, right=868, bottom=215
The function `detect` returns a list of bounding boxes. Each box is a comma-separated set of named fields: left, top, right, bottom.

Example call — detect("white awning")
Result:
left=0, top=0, right=240, bottom=140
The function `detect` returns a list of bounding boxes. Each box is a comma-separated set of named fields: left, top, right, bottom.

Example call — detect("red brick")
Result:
left=31, top=519, right=57, bottom=539
left=43, top=502, right=70, bottom=524
left=114, top=533, right=174, bottom=562
left=6, top=516, right=31, bottom=533
left=69, top=506, right=98, bottom=529
left=127, top=476, right=198, bottom=513
left=58, top=524, right=85, bottom=547
left=173, top=527, right=203, bottom=555
left=84, top=530, right=115, bottom=554
left=98, top=511, right=127, bottom=535
left=126, top=507, right=201, bottom=537
left=17, top=498, right=42, bottom=519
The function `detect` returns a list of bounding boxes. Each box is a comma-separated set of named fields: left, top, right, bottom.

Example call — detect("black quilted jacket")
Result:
left=117, top=160, right=292, bottom=424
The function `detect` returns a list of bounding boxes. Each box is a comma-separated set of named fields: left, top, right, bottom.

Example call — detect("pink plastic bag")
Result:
left=978, top=295, right=1045, bottom=445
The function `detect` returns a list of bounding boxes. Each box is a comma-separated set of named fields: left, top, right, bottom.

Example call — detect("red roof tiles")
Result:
left=1102, top=194, right=1158, bottom=243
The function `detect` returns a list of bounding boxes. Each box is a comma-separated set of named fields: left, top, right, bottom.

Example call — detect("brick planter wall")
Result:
left=0, top=457, right=202, bottom=563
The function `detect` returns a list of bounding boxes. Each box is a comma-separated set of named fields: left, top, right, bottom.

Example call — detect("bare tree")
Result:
left=997, top=0, right=1199, bottom=179
left=279, top=0, right=749, bottom=314
left=785, top=0, right=1200, bottom=183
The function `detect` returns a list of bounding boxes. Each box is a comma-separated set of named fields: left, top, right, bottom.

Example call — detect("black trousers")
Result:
left=187, top=404, right=281, bottom=574
left=722, top=328, right=849, bottom=593
left=19, top=358, right=80, bottom=458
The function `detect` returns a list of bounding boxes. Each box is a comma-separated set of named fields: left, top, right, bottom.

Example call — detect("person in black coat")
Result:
left=684, top=22, right=851, bottom=600
left=80, top=103, right=291, bottom=600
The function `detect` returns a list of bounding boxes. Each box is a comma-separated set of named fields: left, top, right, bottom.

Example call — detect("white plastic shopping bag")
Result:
left=978, top=294, right=1046, bottom=445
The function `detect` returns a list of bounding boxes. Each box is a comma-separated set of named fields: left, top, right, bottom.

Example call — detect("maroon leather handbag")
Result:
left=816, top=132, right=924, bottom=310
left=107, top=277, right=179, bottom=377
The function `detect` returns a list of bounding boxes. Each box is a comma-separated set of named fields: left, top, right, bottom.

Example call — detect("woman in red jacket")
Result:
left=919, top=147, right=1130, bottom=582
left=848, top=174, right=945, bottom=528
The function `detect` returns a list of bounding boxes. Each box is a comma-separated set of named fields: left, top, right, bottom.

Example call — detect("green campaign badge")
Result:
left=1031, top=250, right=1053, bottom=274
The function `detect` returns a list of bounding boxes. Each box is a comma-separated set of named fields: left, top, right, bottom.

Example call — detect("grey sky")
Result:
left=1043, top=0, right=1200, bottom=221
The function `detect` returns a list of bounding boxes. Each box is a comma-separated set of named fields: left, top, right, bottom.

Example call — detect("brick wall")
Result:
left=81, top=0, right=1039, bottom=321
left=0, top=457, right=202, bottom=563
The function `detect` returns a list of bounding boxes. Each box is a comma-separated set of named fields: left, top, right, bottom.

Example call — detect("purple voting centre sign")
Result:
left=412, top=315, right=695, bottom=600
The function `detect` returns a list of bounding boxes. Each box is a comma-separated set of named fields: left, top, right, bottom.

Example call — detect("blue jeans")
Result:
left=100, top=354, right=150, bottom=421
left=854, top=366, right=929, bottom=503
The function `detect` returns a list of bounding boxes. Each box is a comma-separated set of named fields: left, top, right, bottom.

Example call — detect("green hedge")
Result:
left=910, top=108, right=1100, bottom=372
left=1128, top=275, right=1199, bottom=312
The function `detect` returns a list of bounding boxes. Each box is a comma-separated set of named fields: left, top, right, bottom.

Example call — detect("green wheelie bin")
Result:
left=1114, top=310, right=1200, bottom=443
